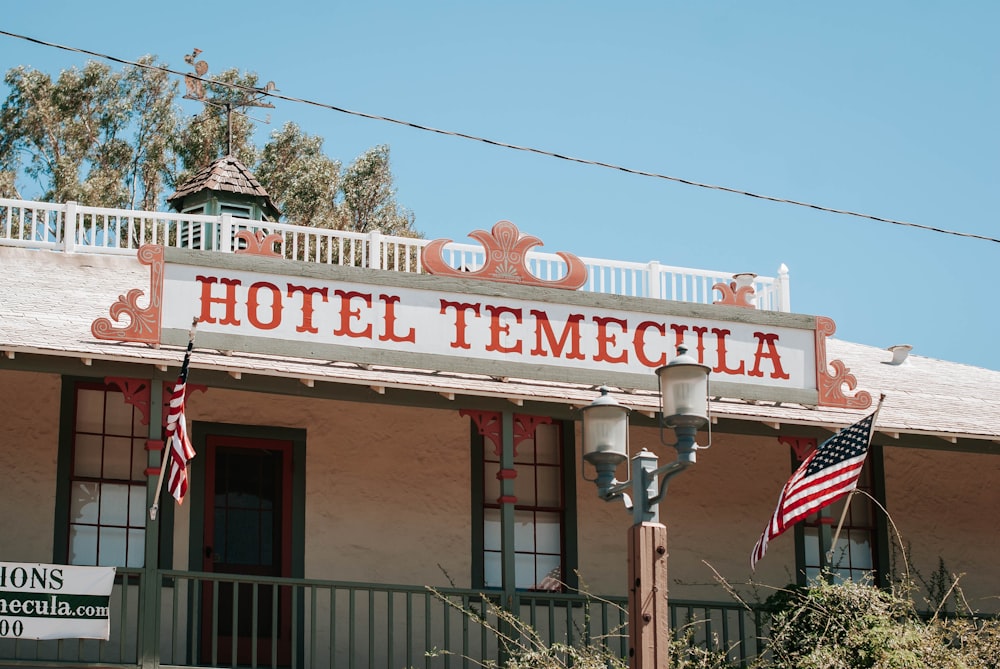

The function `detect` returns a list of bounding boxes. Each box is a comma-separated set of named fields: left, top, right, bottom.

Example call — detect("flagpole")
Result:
left=826, top=393, right=886, bottom=565
left=149, top=318, right=199, bottom=521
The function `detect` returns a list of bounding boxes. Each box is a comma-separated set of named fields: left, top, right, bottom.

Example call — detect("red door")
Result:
left=201, top=435, right=293, bottom=666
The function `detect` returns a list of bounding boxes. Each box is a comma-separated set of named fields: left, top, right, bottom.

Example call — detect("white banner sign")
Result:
left=161, top=264, right=817, bottom=392
left=0, top=563, right=116, bottom=640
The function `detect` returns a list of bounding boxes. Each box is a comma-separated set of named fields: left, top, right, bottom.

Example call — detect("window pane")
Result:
left=535, top=513, right=561, bottom=554
left=104, top=392, right=135, bottom=435
left=830, top=535, right=851, bottom=570
left=70, top=481, right=100, bottom=524
left=535, top=424, right=560, bottom=464
left=128, top=484, right=147, bottom=526
left=518, top=468, right=537, bottom=505
left=99, top=526, right=127, bottom=566
left=131, top=439, right=146, bottom=480
left=69, top=525, right=98, bottom=565
left=483, top=467, right=501, bottom=503
left=100, top=483, right=129, bottom=526
left=535, top=555, right=561, bottom=591
left=536, top=466, right=561, bottom=507
left=849, top=533, right=873, bottom=569
left=483, top=552, right=502, bottom=588
left=126, top=529, right=145, bottom=568
left=74, top=434, right=103, bottom=478
left=513, top=438, right=535, bottom=465
left=514, top=553, right=536, bottom=589
left=803, top=527, right=819, bottom=567
left=514, top=511, right=535, bottom=551
left=103, top=437, right=132, bottom=480
left=483, top=509, right=501, bottom=551
left=76, top=389, right=105, bottom=433
left=226, top=509, right=262, bottom=565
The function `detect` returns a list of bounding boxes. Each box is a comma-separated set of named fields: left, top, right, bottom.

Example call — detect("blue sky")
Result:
left=2, top=2, right=998, bottom=370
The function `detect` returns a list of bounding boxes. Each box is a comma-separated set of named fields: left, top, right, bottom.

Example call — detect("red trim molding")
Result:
left=422, top=220, right=588, bottom=290
left=497, top=495, right=518, bottom=505
left=815, top=316, right=873, bottom=409
left=91, top=244, right=164, bottom=345
left=496, top=468, right=518, bottom=480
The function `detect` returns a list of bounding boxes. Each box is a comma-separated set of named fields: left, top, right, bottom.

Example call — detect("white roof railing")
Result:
left=0, top=198, right=790, bottom=312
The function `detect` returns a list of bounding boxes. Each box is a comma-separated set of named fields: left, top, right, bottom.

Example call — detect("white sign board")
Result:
left=0, top=563, right=116, bottom=640
left=160, top=262, right=817, bottom=395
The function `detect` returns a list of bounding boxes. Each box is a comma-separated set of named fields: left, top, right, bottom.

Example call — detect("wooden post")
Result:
left=628, top=522, right=670, bottom=669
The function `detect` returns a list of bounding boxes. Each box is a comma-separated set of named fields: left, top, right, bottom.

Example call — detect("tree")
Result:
left=256, top=122, right=341, bottom=228
left=0, top=57, right=421, bottom=240
left=340, top=145, right=417, bottom=237
left=0, top=58, right=176, bottom=209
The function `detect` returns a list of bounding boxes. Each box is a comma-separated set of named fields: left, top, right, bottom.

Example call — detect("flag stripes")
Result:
left=165, top=336, right=196, bottom=504
left=751, top=411, right=878, bottom=570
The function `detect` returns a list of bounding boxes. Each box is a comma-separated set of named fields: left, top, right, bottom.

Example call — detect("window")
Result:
left=794, top=441, right=886, bottom=585
left=471, top=412, right=576, bottom=592
left=66, top=382, right=148, bottom=567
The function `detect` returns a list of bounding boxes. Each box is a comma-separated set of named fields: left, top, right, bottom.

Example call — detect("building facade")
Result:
left=0, top=197, right=997, bottom=668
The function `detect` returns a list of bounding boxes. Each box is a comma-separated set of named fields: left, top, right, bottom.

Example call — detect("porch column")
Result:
left=499, top=410, right=517, bottom=663
left=140, top=380, right=164, bottom=669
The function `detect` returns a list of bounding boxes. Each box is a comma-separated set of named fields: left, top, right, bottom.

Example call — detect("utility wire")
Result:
left=1, top=28, right=997, bottom=245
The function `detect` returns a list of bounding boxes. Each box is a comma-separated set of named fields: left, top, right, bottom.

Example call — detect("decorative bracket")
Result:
left=713, top=273, right=757, bottom=308
left=460, top=409, right=503, bottom=456
left=91, top=244, right=164, bottom=345
left=815, top=316, right=873, bottom=409
left=235, top=229, right=283, bottom=257
left=778, top=436, right=818, bottom=463
left=422, top=220, right=588, bottom=290
left=104, top=377, right=152, bottom=426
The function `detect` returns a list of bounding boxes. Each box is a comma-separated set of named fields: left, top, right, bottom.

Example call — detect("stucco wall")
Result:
left=0, top=369, right=61, bottom=561
left=883, top=446, right=1000, bottom=613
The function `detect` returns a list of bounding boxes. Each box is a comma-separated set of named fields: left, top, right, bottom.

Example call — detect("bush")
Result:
left=757, top=577, right=1000, bottom=669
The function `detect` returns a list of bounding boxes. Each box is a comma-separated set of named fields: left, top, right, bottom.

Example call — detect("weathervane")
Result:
left=182, top=49, right=277, bottom=156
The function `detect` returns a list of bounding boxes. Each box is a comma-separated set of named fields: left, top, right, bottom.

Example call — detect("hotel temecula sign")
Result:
left=92, top=242, right=871, bottom=409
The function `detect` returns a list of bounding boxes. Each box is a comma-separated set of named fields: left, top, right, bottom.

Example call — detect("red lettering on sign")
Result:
left=485, top=305, right=523, bottom=354
left=712, top=327, right=746, bottom=375
left=333, top=290, right=373, bottom=339
left=593, top=316, right=628, bottom=364
left=196, top=276, right=241, bottom=326
left=530, top=310, right=585, bottom=359
left=287, top=284, right=328, bottom=333
left=633, top=320, right=667, bottom=368
left=749, top=332, right=790, bottom=379
left=440, top=300, right=481, bottom=350
left=247, top=281, right=282, bottom=330
left=379, top=294, right=416, bottom=343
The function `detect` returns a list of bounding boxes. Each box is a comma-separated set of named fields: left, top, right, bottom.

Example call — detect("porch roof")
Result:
left=2, top=246, right=999, bottom=449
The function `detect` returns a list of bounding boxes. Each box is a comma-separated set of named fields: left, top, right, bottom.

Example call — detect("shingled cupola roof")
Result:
left=167, top=155, right=282, bottom=220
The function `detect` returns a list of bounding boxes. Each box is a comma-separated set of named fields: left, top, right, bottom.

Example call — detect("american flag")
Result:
left=751, top=409, right=879, bottom=570
left=165, top=335, right=197, bottom=504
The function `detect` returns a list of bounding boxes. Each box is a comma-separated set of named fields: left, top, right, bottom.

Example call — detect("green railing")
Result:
left=0, top=568, right=766, bottom=668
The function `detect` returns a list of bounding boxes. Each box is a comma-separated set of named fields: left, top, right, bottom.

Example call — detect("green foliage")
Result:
left=757, top=576, right=1000, bottom=669
left=0, top=58, right=420, bottom=238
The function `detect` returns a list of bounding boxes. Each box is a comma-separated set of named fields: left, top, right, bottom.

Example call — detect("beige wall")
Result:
left=883, top=446, right=1000, bottom=613
left=0, top=369, right=61, bottom=561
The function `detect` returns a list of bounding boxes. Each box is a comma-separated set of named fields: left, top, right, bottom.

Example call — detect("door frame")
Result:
left=188, top=422, right=306, bottom=577
left=187, top=422, right=306, bottom=663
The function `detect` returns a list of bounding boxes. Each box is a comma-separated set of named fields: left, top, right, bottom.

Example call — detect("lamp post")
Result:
left=581, top=345, right=710, bottom=669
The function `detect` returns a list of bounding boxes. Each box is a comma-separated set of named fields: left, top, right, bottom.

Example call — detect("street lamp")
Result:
left=580, top=345, right=711, bottom=669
